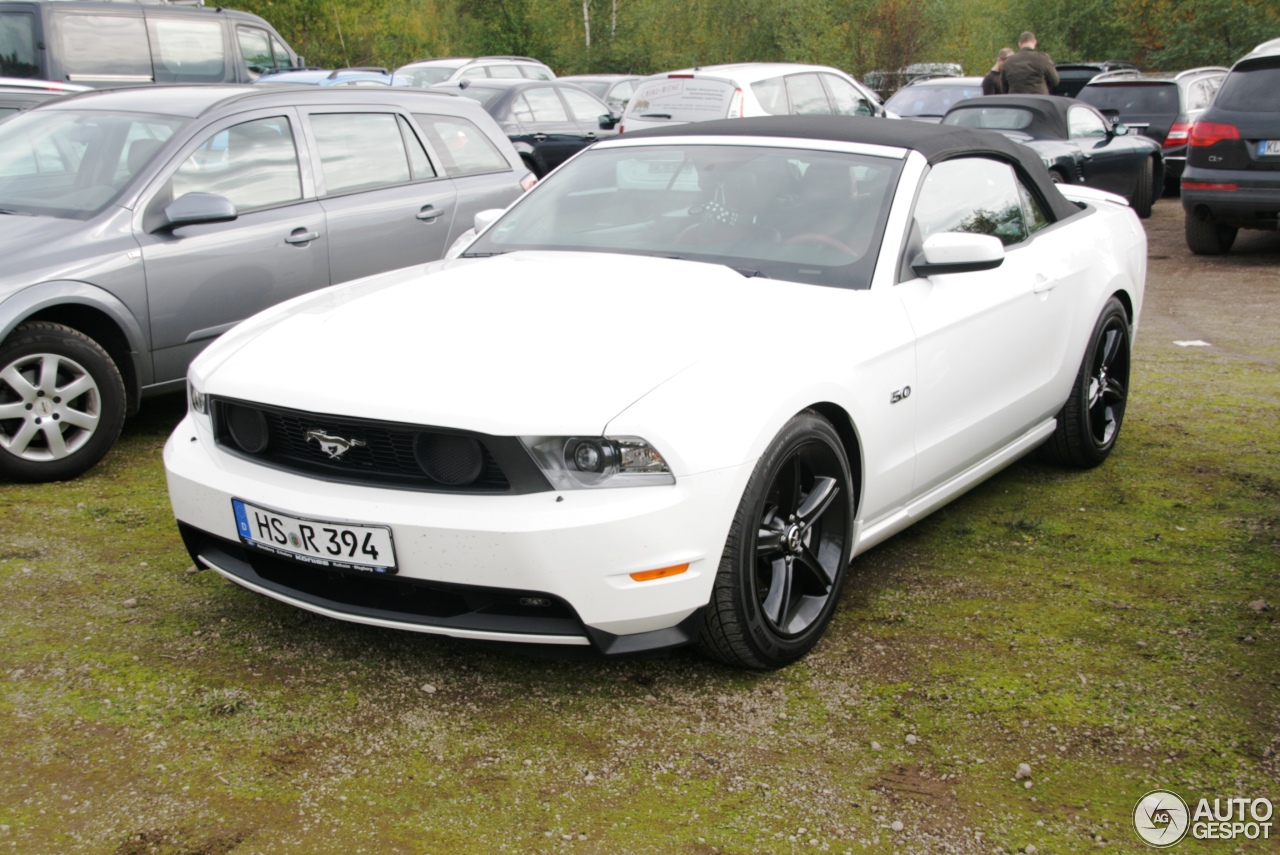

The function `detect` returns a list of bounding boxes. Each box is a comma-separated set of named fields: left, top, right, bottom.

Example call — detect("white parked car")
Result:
left=165, top=116, right=1146, bottom=669
left=620, top=63, right=891, bottom=133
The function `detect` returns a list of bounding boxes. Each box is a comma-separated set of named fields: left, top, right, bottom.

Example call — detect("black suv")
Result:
left=1052, top=60, right=1139, bottom=98
left=1180, top=45, right=1280, bottom=254
left=1078, top=66, right=1227, bottom=192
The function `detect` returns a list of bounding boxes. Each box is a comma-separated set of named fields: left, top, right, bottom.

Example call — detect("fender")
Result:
left=0, top=280, right=152, bottom=405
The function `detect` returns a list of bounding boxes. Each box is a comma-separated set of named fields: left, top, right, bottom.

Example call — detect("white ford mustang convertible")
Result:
left=165, top=116, right=1145, bottom=669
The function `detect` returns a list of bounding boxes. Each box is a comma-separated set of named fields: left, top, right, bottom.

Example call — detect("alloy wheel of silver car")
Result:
left=0, top=323, right=125, bottom=482
left=0, top=351, right=102, bottom=460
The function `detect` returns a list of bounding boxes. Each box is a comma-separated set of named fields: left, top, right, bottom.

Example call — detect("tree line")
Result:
left=233, top=0, right=1277, bottom=81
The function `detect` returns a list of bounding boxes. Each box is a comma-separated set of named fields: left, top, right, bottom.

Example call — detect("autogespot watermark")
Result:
left=1132, top=789, right=1274, bottom=847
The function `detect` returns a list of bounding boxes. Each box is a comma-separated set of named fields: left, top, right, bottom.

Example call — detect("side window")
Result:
left=913, top=158, right=1029, bottom=248
left=1018, top=179, right=1050, bottom=235
left=414, top=113, right=512, bottom=176
left=751, top=76, right=787, bottom=115
left=823, top=74, right=873, bottom=116
left=147, top=18, right=225, bottom=83
left=1068, top=106, right=1108, bottom=139
left=59, top=14, right=153, bottom=81
left=488, top=65, right=522, bottom=79
left=521, top=65, right=553, bottom=80
left=396, top=115, right=436, bottom=180
left=310, top=113, right=413, bottom=194
left=609, top=80, right=634, bottom=107
left=511, top=94, right=535, bottom=124
left=522, top=87, right=569, bottom=122
left=785, top=73, right=831, bottom=115
left=460, top=66, right=488, bottom=80
left=561, top=87, right=606, bottom=122
left=236, top=27, right=273, bottom=78
left=170, top=116, right=302, bottom=211
left=269, top=35, right=292, bottom=69
left=0, top=12, right=38, bottom=78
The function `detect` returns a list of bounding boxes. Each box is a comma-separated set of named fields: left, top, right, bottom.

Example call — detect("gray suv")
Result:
left=0, top=85, right=532, bottom=481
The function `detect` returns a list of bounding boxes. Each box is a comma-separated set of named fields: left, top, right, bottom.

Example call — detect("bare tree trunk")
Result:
left=583, top=0, right=591, bottom=47
left=611, top=0, right=617, bottom=37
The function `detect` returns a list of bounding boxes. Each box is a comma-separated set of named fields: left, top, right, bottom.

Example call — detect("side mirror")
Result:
left=1112, top=123, right=1130, bottom=136
left=911, top=232, right=1005, bottom=276
left=295, top=56, right=306, bottom=68
left=599, top=112, right=622, bottom=130
left=160, top=193, right=237, bottom=231
left=473, top=208, right=503, bottom=234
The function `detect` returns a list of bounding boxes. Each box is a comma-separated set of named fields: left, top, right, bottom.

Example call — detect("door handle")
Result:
left=284, top=229, right=319, bottom=245
left=532, top=133, right=548, bottom=142
left=416, top=205, right=449, bottom=221
left=1033, top=274, right=1058, bottom=294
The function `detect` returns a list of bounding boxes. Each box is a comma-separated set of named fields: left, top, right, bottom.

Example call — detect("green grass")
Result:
left=0, top=338, right=1276, bottom=854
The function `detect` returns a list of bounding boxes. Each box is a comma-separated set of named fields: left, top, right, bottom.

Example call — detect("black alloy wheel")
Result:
left=700, top=411, right=853, bottom=669
left=1040, top=297, right=1131, bottom=468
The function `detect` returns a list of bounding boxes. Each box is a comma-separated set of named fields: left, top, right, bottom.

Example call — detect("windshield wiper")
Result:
left=640, top=113, right=672, bottom=119
left=731, top=267, right=770, bottom=278
left=0, top=207, right=32, bottom=215
left=460, top=251, right=508, bottom=258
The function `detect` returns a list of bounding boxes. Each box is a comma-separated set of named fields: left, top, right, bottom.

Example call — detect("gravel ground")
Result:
left=0, top=198, right=1277, bottom=854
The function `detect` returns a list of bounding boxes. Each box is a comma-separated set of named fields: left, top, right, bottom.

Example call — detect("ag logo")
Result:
left=1133, top=789, right=1190, bottom=847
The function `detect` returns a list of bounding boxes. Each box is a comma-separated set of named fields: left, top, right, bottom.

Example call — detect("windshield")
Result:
left=464, top=144, right=902, bottom=289
left=571, top=80, right=610, bottom=98
left=0, top=109, right=184, bottom=218
left=624, top=78, right=736, bottom=122
left=1215, top=61, right=1280, bottom=112
left=1077, top=83, right=1179, bottom=114
left=450, top=87, right=502, bottom=108
left=942, top=107, right=1034, bottom=130
left=401, top=65, right=460, bottom=88
left=885, top=83, right=984, bottom=117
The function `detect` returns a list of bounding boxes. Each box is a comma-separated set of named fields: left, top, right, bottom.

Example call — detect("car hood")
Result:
left=196, top=252, right=807, bottom=436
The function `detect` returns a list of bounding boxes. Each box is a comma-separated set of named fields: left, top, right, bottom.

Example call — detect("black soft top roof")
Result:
left=618, top=114, right=1081, bottom=221
left=944, top=94, right=1081, bottom=140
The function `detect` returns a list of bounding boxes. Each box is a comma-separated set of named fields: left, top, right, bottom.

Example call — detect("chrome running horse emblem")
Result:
left=306, top=429, right=366, bottom=459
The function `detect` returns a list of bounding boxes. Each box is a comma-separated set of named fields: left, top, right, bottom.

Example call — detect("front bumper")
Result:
left=1182, top=165, right=1280, bottom=229
left=164, top=414, right=750, bottom=654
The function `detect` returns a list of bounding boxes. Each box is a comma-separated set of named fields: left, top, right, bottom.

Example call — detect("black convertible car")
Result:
left=942, top=94, right=1163, bottom=218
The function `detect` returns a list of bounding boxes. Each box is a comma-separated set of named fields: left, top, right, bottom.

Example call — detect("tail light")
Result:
left=1163, top=121, right=1191, bottom=148
left=618, top=125, right=624, bottom=133
left=727, top=87, right=744, bottom=119
left=519, top=172, right=537, bottom=192
left=1189, top=121, right=1240, bottom=147
left=1182, top=181, right=1238, bottom=191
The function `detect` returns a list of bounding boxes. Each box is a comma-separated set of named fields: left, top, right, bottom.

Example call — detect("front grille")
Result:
left=211, top=398, right=550, bottom=494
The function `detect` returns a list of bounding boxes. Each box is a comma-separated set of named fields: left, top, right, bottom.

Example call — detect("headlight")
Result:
left=521, top=436, right=674, bottom=489
left=187, top=377, right=207, bottom=416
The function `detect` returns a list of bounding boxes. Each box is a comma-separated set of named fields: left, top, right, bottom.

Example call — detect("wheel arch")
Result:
left=1, top=283, right=149, bottom=416
left=806, top=401, right=864, bottom=516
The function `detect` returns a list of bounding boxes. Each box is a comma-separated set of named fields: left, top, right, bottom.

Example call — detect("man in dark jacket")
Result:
left=1000, top=32, right=1060, bottom=95
left=982, top=48, right=1015, bottom=95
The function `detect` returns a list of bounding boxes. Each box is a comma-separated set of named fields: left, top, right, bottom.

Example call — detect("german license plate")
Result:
left=232, top=499, right=397, bottom=574
left=1261, top=140, right=1280, bottom=156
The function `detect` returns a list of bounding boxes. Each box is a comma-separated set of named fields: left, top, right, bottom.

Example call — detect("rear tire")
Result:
left=1185, top=215, right=1237, bottom=255
left=699, top=411, right=853, bottom=669
left=1131, top=157, right=1154, bottom=219
left=0, top=322, right=126, bottom=482
left=1049, top=170, right=1066, bottom=185
left=1039, top=298, right=1131, bottom=469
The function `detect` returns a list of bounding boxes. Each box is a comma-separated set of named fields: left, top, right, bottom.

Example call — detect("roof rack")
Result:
left=1173, top=66, right=1230, bottom=79
left=475, top=56, right=544, bottom=64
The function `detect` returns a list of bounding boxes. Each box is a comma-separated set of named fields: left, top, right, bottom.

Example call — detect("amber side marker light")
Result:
left=630, top=564, right=689, bottom=582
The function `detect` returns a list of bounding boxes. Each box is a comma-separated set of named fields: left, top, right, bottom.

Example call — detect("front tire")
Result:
left=1040, top=298, right=1131, bottom=469
left=0, top=322, right=126, bottom=482
left=699, top=411, right=853, bottom=669
left=1131, top=157, right=1154, bottom=219
left=1185, top=215, right=1237, bottom=255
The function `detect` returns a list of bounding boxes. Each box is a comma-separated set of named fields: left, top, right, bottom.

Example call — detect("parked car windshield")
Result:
left=1077, top=83, right=1178, bottom=114
left=1214, top=60, right=1280, bottom=112
left=400, top=65, right=461, bottom=88
left=464, top=144, right=902, bottom=289
left=0, top=109, right=184, bottom=218
left=885, top=83, right=984, bottom=117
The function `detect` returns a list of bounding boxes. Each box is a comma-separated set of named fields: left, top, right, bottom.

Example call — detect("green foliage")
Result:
left=223, top=0, right=1278, bottom=76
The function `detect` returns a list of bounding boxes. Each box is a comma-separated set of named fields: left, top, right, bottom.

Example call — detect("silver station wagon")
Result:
left=0, top=85, right=533, bottom=482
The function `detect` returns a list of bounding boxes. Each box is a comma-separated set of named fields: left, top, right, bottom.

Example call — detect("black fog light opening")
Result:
left=226, top=404, right=269, bottom=453
left=415, top=433, right=484, bottom=486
